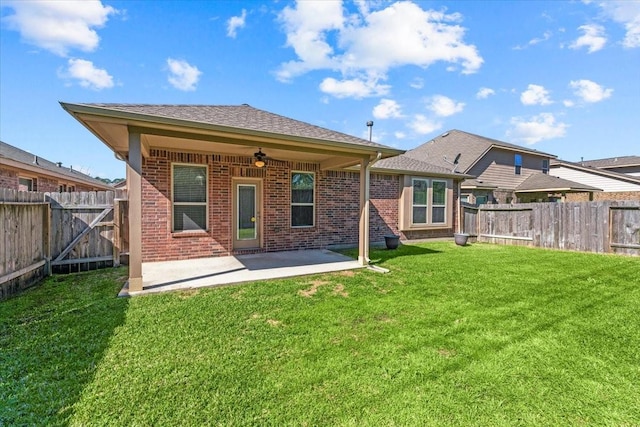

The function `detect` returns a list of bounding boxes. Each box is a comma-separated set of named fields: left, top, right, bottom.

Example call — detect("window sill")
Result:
left=400, top=224, right=450, bottom=231
left=171, top=230, right=209, bottom=238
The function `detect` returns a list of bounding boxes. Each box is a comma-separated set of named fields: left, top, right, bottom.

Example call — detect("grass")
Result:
left=1, top=242, right=639, bottom=426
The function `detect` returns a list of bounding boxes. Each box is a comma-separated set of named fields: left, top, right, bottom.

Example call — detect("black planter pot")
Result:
left=384, top=235, right=400, bottom=250
left=454, top=233, right=469, bottom=246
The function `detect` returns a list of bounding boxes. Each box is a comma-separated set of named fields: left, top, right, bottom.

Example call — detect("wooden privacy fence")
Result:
left=462, top=201, right=640, bottom=256
left=0, top=189, right=50, bottom=300
left=1, top=189, right=128, bottom=300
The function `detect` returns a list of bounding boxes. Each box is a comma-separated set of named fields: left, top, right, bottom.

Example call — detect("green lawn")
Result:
left=2, top=242, right=639, bottom=426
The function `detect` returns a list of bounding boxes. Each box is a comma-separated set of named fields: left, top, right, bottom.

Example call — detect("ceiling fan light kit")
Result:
left=254, top=149, right=267, bottom=168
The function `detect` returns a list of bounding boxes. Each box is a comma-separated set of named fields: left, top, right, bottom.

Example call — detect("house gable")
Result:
left=467, top=146, right=552, bottom=190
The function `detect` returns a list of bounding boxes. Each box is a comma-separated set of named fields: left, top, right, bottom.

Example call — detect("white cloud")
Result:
left=529, top=30, right=552, bottom=46
left=570, top=24, right=607, bottom=53
left=167, top=58, right=202, bottom=91
left=319, top=76, right=389, bottom=98
left=373, top=99, right=402, bottom=119
left=276, top=1, right=483, bottom=98
left=514, top=30, right=552, bottom=49
left=427, top=95, right=465, bottom=117
left=2, top=0, right=116, bottom=56
left=569, top=79, right=613, bottom=103
left=408, top=114, right=442, bottom=135
left=64, top=58, right=114, bottom=90
left=507, top=113, right=568, bottom=144
left=563, top=99, right=575, bottom=107
left=276, top=1, right=344, bottom=81
left=394, top=131, right=406, bottom=139
left=520, top=84, right=553, bottom=106
left=409, top=77, right=424, bottom=89
left=597, top=1, right=640, bottom=48
left=227, top=9, right=247, bottom=38
left=476, top=87, right=495, bottom=99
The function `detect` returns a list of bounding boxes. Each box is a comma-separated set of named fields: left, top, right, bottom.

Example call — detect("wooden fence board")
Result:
left=1, top=190, right=128, bottom=299
left=466, top=201, right=640, bottom=256
left=0, top=190, right=49, bottom=299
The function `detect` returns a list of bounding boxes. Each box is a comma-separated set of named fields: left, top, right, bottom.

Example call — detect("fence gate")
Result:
left=48, top=191, right=127, bottom=273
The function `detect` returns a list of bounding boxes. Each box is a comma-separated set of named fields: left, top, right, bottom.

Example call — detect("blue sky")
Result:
left=1, top=0, right=639, bottom=179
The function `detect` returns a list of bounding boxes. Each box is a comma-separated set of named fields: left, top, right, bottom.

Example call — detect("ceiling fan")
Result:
left=253, top=148, right=271, bottom=168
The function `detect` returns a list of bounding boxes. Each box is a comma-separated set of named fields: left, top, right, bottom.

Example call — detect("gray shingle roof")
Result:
left=461, top=179, right=498, bottom=189
left=0, top=140, right=111, bottom=188
left=579, top=155, right=640, bottom=169
left=81, top=103, right=397, bottom=151
left=404, top=129, right=556, bottom=172
left=515, top=173, right=601, bottom=193
left=373, top=155, right=471, bottom=178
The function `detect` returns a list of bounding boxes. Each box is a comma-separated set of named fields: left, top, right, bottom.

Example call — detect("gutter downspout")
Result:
left=359, top=152, right=382, bottom=266
left=457, top=180, right=462, bottom=234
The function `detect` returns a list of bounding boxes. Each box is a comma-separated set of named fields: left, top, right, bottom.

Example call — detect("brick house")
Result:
left=1, top=140, right=113, bottom=192
left=61, top=103, right=468, bottom=291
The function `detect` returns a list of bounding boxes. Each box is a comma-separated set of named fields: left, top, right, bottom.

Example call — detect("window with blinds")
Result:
left=172, top=164, right=207, bottom=232
left=291, top=172, right=314, bottom=227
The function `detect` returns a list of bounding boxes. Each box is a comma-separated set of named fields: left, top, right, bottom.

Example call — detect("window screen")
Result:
left=291, top=172, right=314, bottom=227
left=173, top=165, right=207, bottom=231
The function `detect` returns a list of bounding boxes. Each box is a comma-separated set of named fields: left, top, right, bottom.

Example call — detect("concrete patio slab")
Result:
left=119, top=249, right=363, bottom=297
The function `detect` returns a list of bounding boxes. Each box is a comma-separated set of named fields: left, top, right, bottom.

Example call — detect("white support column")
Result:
left=358, top=158, right=370, bottom=266
left=127, top=131, right=143, bottom=291
left=357, top=152, right=382, bottom=266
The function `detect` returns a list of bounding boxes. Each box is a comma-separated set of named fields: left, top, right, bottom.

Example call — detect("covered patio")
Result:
left=118, top=249, right=364, bottom=296
left=61, top=102, right=404, bottom=293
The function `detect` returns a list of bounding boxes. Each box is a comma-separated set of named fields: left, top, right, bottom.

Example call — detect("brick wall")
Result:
left=370, top=173, right=400, bottom=241
left=0, top=168, right=17, bottom=189
left=141, top=151, right=417, bottom=262
left=565, top=191, right=640, bottom=202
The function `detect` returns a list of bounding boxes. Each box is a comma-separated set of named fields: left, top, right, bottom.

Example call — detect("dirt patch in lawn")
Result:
left=332, top=284, right=349, bottom=297
left=299, top=281, right=348, bottom=298
left=298, top=280, right=329, bottom=297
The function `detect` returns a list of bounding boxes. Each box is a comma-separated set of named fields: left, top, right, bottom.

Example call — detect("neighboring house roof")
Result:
left=515, top=173, right=601, bottom=193
left=580, top=155, right=640, bottom=169
left=0, top=140, right=112, bottom=189
left=71, top=103, right=397, bottom=152
left=550, top=159, right=640, bottom=186
left=373, top=155, right=473, bottom=179
left=461, top=179, right=498, bottom=190
left=404, top=129, right=557, bottom=172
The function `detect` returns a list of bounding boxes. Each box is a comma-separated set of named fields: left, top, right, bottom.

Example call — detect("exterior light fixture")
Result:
left=254, top=149, right=266, bottom=168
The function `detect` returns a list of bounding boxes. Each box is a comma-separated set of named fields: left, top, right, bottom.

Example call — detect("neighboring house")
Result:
left=0, top=140, right=112, bottom=192
left=550, top=159, right=640, bottom=201
left=61, top=103, right=469, bottom=291
left=580, top=156, right=640, bottom=177
left=403, top=129, right=592, bottom=204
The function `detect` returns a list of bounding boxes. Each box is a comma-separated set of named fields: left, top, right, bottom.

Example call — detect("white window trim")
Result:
left=291, top=171, right=315, bottom=228
left=18, top=176, right=35, bottom=191
left=411, top=178, right=429, bottom=225
left=171, top=163, right=209, bottom=233
left=431, top=179, right=447, bottom=224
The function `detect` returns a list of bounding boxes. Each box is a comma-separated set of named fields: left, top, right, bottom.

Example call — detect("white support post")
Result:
left=127, top=131, right=143, bottom=291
